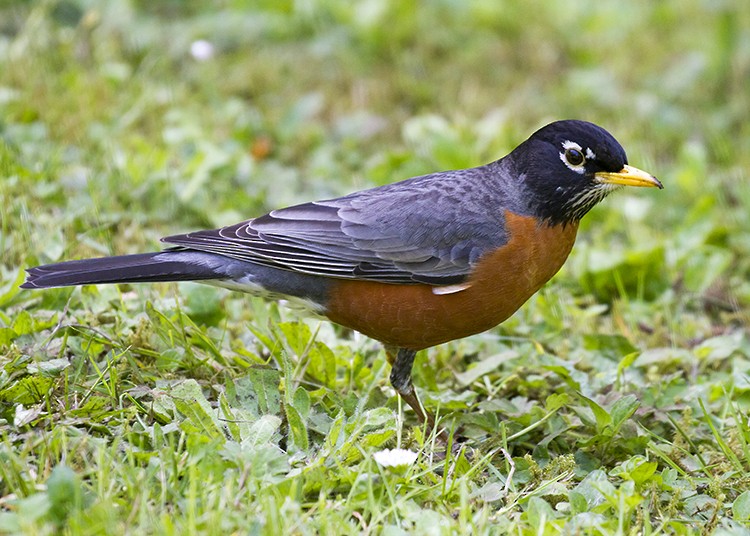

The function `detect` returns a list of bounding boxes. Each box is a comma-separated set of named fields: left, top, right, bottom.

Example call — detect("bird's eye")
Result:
left=564, top=148, right=585, bottom=166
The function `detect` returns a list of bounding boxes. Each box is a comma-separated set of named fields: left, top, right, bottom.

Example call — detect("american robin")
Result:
left=22, top=120, right=662, bottom=431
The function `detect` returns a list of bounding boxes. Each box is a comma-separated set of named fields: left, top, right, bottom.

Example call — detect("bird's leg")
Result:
left=385, top=346, right=438, bottom=434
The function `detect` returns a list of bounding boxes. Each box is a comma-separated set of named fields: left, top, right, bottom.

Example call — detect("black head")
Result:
left=508, top=120, right=662, bottom=225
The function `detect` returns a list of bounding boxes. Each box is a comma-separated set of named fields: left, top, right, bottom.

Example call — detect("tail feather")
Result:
left=21, top=252, right=222, bottom=289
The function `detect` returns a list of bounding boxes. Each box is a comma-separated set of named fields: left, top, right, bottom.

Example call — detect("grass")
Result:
left=1, top=0, right=750, bottom=534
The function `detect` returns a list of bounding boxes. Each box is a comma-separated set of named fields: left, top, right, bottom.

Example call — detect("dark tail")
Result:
left=21, top=252, right=223, bottom=289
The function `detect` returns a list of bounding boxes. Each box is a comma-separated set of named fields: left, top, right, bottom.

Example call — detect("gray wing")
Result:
left=162, top=167, right=511, bottom=285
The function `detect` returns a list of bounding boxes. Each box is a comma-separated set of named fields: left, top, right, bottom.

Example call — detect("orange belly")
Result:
left=324, top=212, right=578, bottom=350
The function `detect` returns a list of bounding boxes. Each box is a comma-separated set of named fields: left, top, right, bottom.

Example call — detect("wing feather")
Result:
left=162, top=165, right=511, bottom=284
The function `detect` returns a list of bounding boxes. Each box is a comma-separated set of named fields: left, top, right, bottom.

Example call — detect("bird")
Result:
left=22, top=119, right=662, bottom=434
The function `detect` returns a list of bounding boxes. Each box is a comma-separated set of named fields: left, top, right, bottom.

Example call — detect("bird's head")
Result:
left=510, top=120, right=662, bottom=225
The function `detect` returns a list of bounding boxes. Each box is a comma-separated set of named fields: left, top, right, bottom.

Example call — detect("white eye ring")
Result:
left=560, top=140, right=591, bottom=174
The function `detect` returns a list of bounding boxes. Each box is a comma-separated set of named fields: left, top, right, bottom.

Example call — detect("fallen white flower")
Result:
left=190, top=40, right=215, bottom=61
left=373, top=448, right=418, bottom=468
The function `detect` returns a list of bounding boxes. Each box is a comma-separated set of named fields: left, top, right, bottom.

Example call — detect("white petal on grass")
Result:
left=190, top=40, right=215, bottom=61
left=373, top=448, right=418, bottom=468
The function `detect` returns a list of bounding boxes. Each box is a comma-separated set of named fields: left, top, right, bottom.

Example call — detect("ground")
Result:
left=1, top=1, right=750, bottom=534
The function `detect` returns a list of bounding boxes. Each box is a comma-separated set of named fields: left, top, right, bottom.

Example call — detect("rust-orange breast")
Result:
left=324, top=212, right=579, bottom=350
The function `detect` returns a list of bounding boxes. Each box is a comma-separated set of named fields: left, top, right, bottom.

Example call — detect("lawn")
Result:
left=2, top=1, right=750, bottom=534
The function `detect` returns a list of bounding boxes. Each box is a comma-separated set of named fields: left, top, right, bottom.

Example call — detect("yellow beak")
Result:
left=595, top=165, right=663, bottom=189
